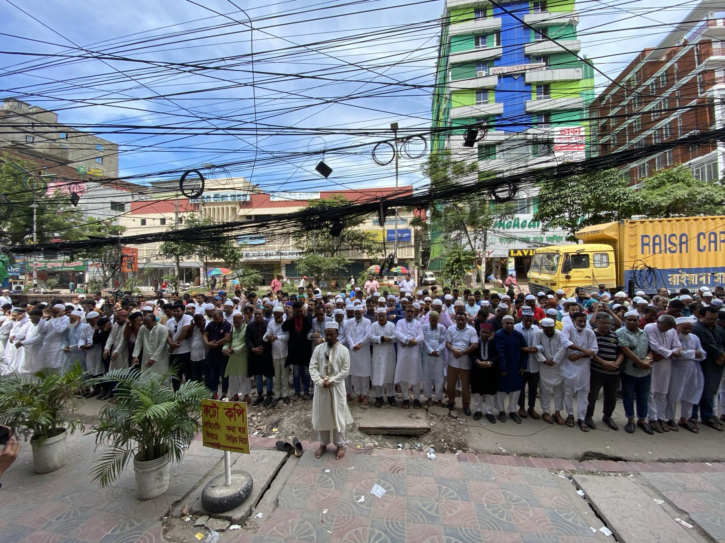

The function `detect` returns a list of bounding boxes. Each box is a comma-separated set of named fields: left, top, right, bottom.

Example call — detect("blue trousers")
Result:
left=255, top=374, right=273, bottom=395
left=621, top=372, right=650, bottom=420
left=293, top=365, right=311, bottom=395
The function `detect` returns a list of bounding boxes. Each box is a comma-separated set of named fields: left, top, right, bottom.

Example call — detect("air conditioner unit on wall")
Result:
left=476, top=70, right=487, bottom=78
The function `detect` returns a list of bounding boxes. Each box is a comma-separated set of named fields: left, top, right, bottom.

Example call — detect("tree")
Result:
left=293, top=195, right=380, bottom=282
left=635, top=166, right=725, bottom=218
left=441, top=246, right=477, bottom=287
left=533, top=169, right=641, bottom=241
left=417, top=151, right=514, bottom=276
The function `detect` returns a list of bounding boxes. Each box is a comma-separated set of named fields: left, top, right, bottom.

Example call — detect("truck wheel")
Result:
left=201, top=471, right=253, bottom=514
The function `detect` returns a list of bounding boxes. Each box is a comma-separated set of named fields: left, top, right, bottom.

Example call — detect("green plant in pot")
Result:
left=89, top=367, right=208, bottom=500
left=0, top=363, right=85, bottom=474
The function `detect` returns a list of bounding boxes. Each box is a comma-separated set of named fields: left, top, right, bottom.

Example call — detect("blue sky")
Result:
left=0, top=0, right=697, bottom=195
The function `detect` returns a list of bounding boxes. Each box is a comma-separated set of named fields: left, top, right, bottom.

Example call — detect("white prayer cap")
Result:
left=676, top=316, right=694, bottom=324
left=444, top=294, right=453, bottom=300
left=632, top=297, right=643, bottom=304
left=374, top=292, right=381, bottom=296
left=353, top=299, right=362, bottom=305
left=636, top=290, right=646, bottom=296
left=481, top=300, right=490, bottom=306
left=355, top=287, right=361, bottom=291
left=546, top=308, right=558, bottom=316
left=521, top=307, right=534, bottom=316
left=454, top=300, right=465, bottom=306
left=325, top=302, right=334, bottom=307
left=680, top=294, right=692, bottom=301
left=232, top=310, right=243, bottom=316
left=703, top=291, right=714, bottom=297
left=78, top=294, right=86, bottom=299
left=233, top=296, right=240, bottom=301
left=387, top=295, right=395, bottom=300
left=412, top=302, right=421, bottom=309
left=187, top=303, right=196, bottom=309
left=614, top=291, right=626, bottom=298
left=53, top=303, right=66, bottom=310
left=335, top=297, right=344, bottom=302
left=712, top=299, right=724, bottom=307
left=142, top=306, right=154, bottom=312
left=525, top=294, right=536, bottom=301
left=424, top=297, right=432, bottom=302
left=326, top=292, right=332, bottom=296
left=541, top=318, right=555, bottom=327
left=334, top=309, right=345, bottom=315
left=498, top=303, right=509, bottom=310
left=537, top=291, right=546, bottom=297
left=1, top=289, right=8, bottom=293
left=612, top=304, right=622, bottom=310
left=262, top=297, right=270, bottom=303
left=354, top=305, right=364, bottom=312
left=431, top=299, right=443, bottom=306
left=325, top=321, right=339, bottom=329
left=501, top=295, right=511, bottom=300
left=224, top=300, right=234, bottom=307
left=556, top=289, right=565, bottom=295
left=273, top=306, right=284, bottom=313
left=86, top=311, right=100, bottom=318
left=566, top=297, right=578, bottom=304
left=502, top=315, right=515, bottom=322
left=701, top=286, right=711, bottom=291
left=624, top=310, right=639, bottom=318
left=71, top=310, right=84, bottom=317
left=417, top=291, right=423, bottom=295
left=547, top=294, right=554, bottom=299
left=601, top=292, right=611, bottom=299
left=377, top=308, right=387, bottom=314
left=204, top=303, right=215, bottom=311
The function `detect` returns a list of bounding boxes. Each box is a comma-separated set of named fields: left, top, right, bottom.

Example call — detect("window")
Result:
left=610, top=117, right=616, bottom=129
left=697, top=74, right=704, bottom=94
left=662, top=123, right=671, bottom=139
left=95, top=144, right=103, bottom=151
left=593, top=253, right=609, bottom=268
left=533, top=142, right=554, bottom=157
left=476, top=90, right=488, bottom=105
left=532, top=113, right=550, bottom=127
left=177, top=217, right=183, bottom=225
left=25, top=135, right=34, bottom=143
left=662, top=97, right=669, bottom=112
left=651, top=109, right=660, bottom=121
left=570, top=254, right=590, bottom=269
left=475, top=35, right=488, bottom=49
left=59, top=132, right=67, bottom=139
left=678, top=116, right=683, bottom=137
left=656, top=153, right=664, bottom=170
left=632, top=94, right=640, bottom=109
left=660, top=72, right=667, bottom=87
left=650, top=81, right=657, bottom=94
left=637, top=162, right=649, bottom=178
left=530, top=55, right=549, bottom=66
left=536, top=84, right=551, bottom=100
left=611, top=133, right=618, bottom=146
left=532, top=1, right=546, bottom=12
left=492, top=32, right=501, bottom=46
left=96, top=156, right=103, bottom=164
left=478, top=145, right=496, bottom=161
left=140, top=219, right=147, bottom=226
left=475, top=62, right=488, bottom=75
left=160, top=218, right=167, bottom=226
left=666, top=149, right=673, bottom=165
left=694, top=43, right=701, bottom=66
left=692, top=161, right=718, bottom=181
left=633, top=116, right=641, bottom=132
left=631, top=71, right=639, bottom=87
left=652, top=130, right=661, bottom=144
left=110, top=202, right=125, bottom=212
left=534, top=28, right=548, bottom=42
left=474, top=8, right=486, bottom=19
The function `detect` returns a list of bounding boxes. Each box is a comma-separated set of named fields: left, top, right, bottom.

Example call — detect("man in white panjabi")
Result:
left=560, top=312, right=598, bottom=431
left=17, top=309, right=47, bottom=374
left=421, top=311, right=447, bottom=407
left=5, top=308, right=29, bottom=373
left=37, top=303, right=69, bottom=371
left=132, top=314, right=170, bottom=375
left=394, top=306, right=424, bottom=409
left=367, top=308, right=397, bottom=408
left=644, top=314, right=682, bottom=433
left=667, top=316, right=706, bottom=432
left=347, top=306, right=372, bottom=405
left=533, top=318, right=570, bottom=425
left=310, top=321, right=353, bottom=460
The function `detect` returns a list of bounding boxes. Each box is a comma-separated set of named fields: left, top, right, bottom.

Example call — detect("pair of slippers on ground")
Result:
left=276, top=437, right=303, bottom=457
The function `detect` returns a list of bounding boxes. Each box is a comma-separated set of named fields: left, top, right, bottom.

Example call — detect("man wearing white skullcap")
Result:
left=264, top=306, right=290, bottom=406
left=310, top=320, right=353, bottom=460
left=369, top=308, right=397, bottom=407
left=346, top=305, right=372, bottom=404
left=560, top=311, right=598, bottom=431
left=644, top=315, right=682, bottom=432
left=62, top=310, right=92, bottom=374
left=37, top=302, right=70, bottom=371
left=395, top=304, right=425, bottom=409
left=667, top=316, right=706, bottom=432
left=616, top=310, right=655, bottom=434
left=532, top=319, right=569, bottom=425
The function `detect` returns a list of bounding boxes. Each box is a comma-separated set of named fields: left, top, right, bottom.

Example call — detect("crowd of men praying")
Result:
left=1, top=276, right=725, bottom=438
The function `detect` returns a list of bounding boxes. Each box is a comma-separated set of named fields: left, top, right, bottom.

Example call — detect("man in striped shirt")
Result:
left=585, top=312, right=623, bottom=430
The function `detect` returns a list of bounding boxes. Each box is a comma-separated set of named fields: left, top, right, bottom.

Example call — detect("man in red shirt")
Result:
left=270, top=274, right=283, bottom=293
left=364, top=274, right=379, bottom=295
left=517, top=294, right=545, bottom=322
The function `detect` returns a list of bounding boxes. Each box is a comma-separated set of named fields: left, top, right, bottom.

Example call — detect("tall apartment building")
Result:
left=589, top=0, right=725, bottom=184
left=431, top=0, right=594, bottom=277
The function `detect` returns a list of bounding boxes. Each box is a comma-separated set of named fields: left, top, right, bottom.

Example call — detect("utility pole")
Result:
left=174, top=193, right=180, bottom=281
left=391, top=122, right=399, bottom=261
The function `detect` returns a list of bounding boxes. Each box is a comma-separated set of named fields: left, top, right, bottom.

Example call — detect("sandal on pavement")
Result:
left=577, top=419, right=590, bottom=432
left=705, top=418, right=724, bottom=431
left=666, top=420, right=678, bottom=432
left=678, top=420, right=699, bottom=433
left=565, top=415, right=575, bottom=428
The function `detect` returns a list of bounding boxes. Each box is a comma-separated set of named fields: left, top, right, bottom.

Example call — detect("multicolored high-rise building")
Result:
left=431, top=0, right=595, bottom=278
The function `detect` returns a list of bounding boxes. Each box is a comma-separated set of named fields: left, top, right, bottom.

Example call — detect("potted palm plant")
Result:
left=89, top=367, right=208, bottom=500
left=0, top=363, right=85, bottom=474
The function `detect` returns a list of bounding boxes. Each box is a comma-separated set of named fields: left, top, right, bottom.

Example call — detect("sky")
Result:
left=0, top=0, right=702, bottom=198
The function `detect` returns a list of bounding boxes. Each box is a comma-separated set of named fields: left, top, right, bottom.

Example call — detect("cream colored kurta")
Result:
left=309, top=341, right=354, bottom=432
left=132, top=323, right=170, bottom=375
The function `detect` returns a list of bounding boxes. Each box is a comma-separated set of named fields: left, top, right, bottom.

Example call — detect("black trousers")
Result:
left=169, top=352, right=191, bottom=391
left=586, top=370, right=619, bottom=419
left=517, top=371, right=540, bottom=410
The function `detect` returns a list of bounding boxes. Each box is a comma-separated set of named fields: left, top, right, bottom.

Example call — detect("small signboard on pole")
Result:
left=201, top=399, right=250, bottom=454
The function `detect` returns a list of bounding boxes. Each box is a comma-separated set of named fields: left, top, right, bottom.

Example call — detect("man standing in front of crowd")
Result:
left=561, top=312, right=598, bottom=432
left=585, top=312, right=623, bottom=430
left=533, top=318, right=569, bottom=425
left=310, top=321, right=353, bottom=460
left=494, top=315, right=527, bottom=423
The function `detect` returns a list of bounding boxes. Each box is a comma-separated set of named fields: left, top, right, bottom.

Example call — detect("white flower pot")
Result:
left=31, top=429, right=67, bottom=474
left=134, top=452, right=170, bottom=500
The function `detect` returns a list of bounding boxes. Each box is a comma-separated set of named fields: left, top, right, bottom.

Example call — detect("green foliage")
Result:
left=162, top=274, right=181, bottom=292
left=235, top=268, right=262, bottom=290
left=0, top=363, right=85, bottom=442
left=636, top=166, right=725, bottom=218
left=88, top=367, right=208, bottom=486
left=534, top=169, right=641, bottom=241
left=295, top=253, right=351, bottom=280
left=44, top=277, right=59, bottom=291
left=441, top=246, right=477, bottom=286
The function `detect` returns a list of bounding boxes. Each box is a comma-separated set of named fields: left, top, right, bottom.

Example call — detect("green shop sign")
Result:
left=29, top=260, right=86, bottom=272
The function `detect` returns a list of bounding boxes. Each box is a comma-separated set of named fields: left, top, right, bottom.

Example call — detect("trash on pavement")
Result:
left=675, top=518, right=693, bottom=529
left=370, top=484, right=386, bottom=498
left=653, top=499, right=664, bottom=505
left=599, top=527, right=612, bottom=536
left=577, top=490, right=585, bottom=498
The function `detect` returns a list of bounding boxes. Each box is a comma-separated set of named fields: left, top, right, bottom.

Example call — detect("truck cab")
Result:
left=528, top=244, right=617, bottom=297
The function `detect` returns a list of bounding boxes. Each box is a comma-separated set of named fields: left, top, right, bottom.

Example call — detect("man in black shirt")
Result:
left=203, top=311, right=232, bottom=400
left=585, top=312, right=623, bottom=430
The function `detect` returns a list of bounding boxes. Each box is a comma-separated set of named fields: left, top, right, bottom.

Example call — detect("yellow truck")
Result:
left=527, top=216, right=725, bottom=296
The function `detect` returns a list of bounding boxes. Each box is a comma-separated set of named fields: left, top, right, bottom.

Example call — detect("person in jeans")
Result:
left=585, top=312, right=623, bottom=430
left=283, top=301, right=313, bottom=400
left=189, top=314, right=208, bottom=383
left=203, top=311, right=232, bottom=399
left=616, top=310, right=655, bottom=434
left=445, top=313, right=479, bottom=416
left=691, top=306, right=725, bottom=431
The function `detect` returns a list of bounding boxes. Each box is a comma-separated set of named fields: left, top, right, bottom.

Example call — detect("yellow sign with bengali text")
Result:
left=201, top=399, right=250, bottom=454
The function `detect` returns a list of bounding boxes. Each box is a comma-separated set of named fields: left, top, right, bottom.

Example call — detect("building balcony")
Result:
left=449, top=46, right=503, bottom=65
left=523, top=11, right=579, bottom=27
left=449, top=17, right=502, bottom=37
left=524, top=39, right=581, bottom=56
left=703, top=18, right=725, bottom=39
left=705, top=43, right=725, bottom=69
left=525, top=97, right=584, bottom=112
left=450, top=102, right=504, bottom=119
left=446, top=0, right=488, bottom=9
left=525, top=67, right=584, bottom=84
left=450, top=74, right=499, bottom=90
